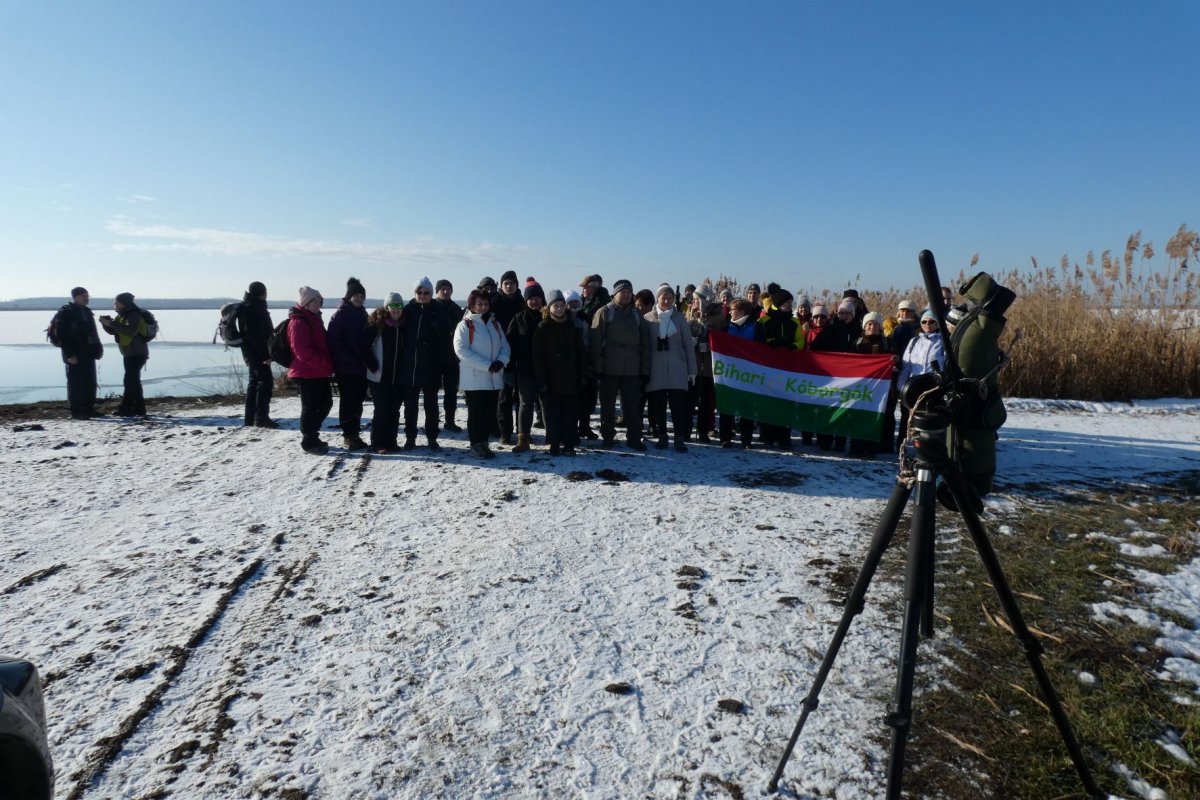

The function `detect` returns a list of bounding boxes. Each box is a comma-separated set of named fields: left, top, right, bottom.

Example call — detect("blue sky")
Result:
left=2, top=1, right=1196, bottom=302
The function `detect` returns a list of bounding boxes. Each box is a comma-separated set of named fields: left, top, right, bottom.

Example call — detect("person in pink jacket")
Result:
left=288, top=286, right=334, bottom=454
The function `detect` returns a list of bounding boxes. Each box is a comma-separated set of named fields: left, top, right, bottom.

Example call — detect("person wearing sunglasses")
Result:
left=396, top=277, right=448, bottom=451
left=896, top=308, right=947, bottom=446
left=366, top=292, right=407, bottom=454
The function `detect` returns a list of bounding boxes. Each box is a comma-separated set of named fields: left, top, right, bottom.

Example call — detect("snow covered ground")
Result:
left=2, top=398, right=1197, bottom=799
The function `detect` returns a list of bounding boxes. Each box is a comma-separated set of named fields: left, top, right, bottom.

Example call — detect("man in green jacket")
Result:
left=98, top=292, right=150, bottom=418
left=590, top=279, right=651, bottom=450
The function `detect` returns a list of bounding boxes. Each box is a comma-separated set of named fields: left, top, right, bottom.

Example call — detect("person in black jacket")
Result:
left=433, top=279, right=465, bottom=432
left=326, top=277, right=374, bottom=449
left=57, top=286, right=104, bottom=419
left=492, top=269, right=524, bottom=443
left=533, top=290, right=587, bottom=456
left=398, top=277, right=445, bottom=450
left=506, top=279, right=546, bottom=452
left=367, top=294, right=406, bottom=453
left=238, top=281, right=277, bottom=428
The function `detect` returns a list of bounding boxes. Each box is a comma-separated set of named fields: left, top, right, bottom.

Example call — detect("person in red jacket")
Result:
left=288, top=286, right=334, bottom=454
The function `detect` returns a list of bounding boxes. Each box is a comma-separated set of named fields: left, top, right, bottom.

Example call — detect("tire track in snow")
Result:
left=1, top=561, right=66, bottom=595
left=65, top=556, right=265, bottom=800
left=88, top=441, right=370, bottom=796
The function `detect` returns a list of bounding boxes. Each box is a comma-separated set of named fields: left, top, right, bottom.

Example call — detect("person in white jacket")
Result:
left=896, top=308, right=947, bottom=444
left=454, top=289, right=511, bottom=459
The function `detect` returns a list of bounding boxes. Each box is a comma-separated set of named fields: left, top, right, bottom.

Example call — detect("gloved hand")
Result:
left=488, top=360, right=504, bottom=373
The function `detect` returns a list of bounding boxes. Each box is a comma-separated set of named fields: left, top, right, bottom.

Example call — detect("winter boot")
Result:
left=301, top=437, right=330, bottom=455
left=344, top=435, right=369, bottom=451
left=513, top=434, right=531, bottom=453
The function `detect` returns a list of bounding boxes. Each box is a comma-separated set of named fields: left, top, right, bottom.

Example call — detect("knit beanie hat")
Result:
left=796, top=295, right=812, bottom=310
left=414, top=276, right=433, bottom=295
left=898, top=299, right=916, bottom=312
left=523, top=280, right=545, bottom=302
left=811, top=303, right=828, bottom=317
left=947, top=305, right=967, bottom=325
left=771, top=288, right=793, bottom=308
left=862, top=311, right=884, bottom=329
left=71, top=286, right=88, bottom=298
left=766, top=282, right=780, bottom=295
left=655, top=283, right=674, bottom=299
left=298, top=286, right=323, bottom=307
left=115, top=292, right=135, bottom=306
left=921, top=308, right=936, bottom=321
left=837, top=298, right=855, bottom=314
left=546, top=289, right=565, bottom=306
left=565, top=290, right=582, bottom=305
left=612, top=278, right=633, bottom=294
left=248, top=281, right=267, bottom=298
left=477, top=275, right=497, bottom=291
left=386, top=291, right=404, bottom=307
left=694, top=283, right=714, bottom=303
left=842, top=288, right=860, bottom=299
left=344, top=276, right=366, bottom=301
left=435, top=278, right=452, bottom=292
left=500, top=269, right=518, bottom=285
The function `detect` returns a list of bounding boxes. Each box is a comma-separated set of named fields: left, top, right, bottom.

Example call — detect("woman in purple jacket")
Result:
left=288, top=286, right=334, bottom=454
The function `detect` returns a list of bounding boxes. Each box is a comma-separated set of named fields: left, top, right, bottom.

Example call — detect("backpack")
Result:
left=268, top=318, right=293, bottom=367
left=139, top=308, right=159, bottom=342
left=215, top=301, right=244, bottom=346
left=46, top=305, right=70, bottom=347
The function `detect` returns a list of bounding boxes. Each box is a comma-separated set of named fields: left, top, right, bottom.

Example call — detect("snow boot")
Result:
left=344, top=435, right=369, bottom=451
left=513, top=434, right=531, bottom=453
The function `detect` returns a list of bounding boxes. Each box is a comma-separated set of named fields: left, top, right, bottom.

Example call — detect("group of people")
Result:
left=54, top=272, right=955, bottom=460
left=52, top=287, right=152, bottom=420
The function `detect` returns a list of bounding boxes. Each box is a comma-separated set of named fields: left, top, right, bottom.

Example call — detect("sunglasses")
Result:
left=921, top=319, right=938, bottom=325
left=416, top=290, right=431, bottom=296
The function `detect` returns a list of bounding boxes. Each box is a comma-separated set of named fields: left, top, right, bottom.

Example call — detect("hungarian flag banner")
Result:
left=709, top=330, right=893, bottom=438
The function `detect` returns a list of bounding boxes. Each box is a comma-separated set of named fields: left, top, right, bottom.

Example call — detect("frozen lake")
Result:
left=0, top=309, right=266, bottom=404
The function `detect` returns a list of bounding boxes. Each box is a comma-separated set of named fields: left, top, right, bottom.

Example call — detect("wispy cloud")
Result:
left=104, top=218, right=525, bottom=264
left=116, top=195, right=158, bottom=205
left=340, top=217, right=373, bottom=228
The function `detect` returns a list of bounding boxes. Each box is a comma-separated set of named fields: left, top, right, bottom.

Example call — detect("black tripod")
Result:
left=767, top=252, right=1102, bottom=798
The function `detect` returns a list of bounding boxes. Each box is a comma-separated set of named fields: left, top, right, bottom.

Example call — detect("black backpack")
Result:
left=215, top=301, right=244, bottom=346
left=45, top=305, right=71, bottom=347
left=268, top=318, right=293, bottom=367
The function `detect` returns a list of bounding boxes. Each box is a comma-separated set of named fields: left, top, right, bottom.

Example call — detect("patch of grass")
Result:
left=900, top=479, right=1200, bottom=799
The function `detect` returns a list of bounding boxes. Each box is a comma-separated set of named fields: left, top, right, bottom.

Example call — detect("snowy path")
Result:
left=2, top=398, right=1197, bottom=798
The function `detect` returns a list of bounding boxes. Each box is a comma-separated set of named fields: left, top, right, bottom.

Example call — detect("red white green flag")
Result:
left=709, top=330, right=893, bottom=439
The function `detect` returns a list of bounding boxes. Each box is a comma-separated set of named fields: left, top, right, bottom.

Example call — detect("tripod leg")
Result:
left=941, top=469, right=1103, bottom=799
left=884, top=470, right=937, bottom=799
left=767, top=480, right=912, bottom=793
